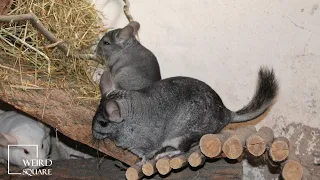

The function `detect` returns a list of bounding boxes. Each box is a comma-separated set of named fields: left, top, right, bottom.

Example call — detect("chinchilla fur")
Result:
left=92, top=67, right=279, bottom=163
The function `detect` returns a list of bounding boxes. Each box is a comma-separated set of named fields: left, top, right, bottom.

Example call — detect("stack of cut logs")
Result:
left=125, top=126, right=316, bottom=180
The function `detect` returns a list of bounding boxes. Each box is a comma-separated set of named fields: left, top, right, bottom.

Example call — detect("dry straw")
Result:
left=0, top=0, right=106, bottom=102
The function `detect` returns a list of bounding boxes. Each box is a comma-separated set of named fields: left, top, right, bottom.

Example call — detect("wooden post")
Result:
left=269, top=137, right=290, bottom=162
left=142, top=159, right=157, bottom=177
left=170, top=155, right=188, bottom=169
left=246, top=126, right=274, bottom=156
left=200, top=131, right=232, bottom=158
left=222, top=126, right=257, bottom=159
left=125, top=165, right=144, bottom=180
left=188, top=149, right=206, bottom=167
left=156, top=157, right=172, bottom=175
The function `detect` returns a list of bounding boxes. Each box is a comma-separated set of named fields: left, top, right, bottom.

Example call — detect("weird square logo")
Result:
left=8, top=145, right=52, bottom=176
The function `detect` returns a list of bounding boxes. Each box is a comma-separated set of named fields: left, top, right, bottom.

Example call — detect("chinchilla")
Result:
left=92, top=67, right=279, bottom=164
left=96, top=21, right=161, bottom=90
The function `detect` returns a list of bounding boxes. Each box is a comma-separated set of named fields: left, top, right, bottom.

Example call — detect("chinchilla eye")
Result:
left=103, top=41, right=110, bottom=45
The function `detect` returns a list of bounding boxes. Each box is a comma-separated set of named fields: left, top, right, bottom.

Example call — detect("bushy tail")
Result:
left=230, top=67, right=279, bottom=123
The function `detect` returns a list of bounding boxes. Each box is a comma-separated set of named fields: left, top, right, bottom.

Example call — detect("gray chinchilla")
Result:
left=96, top=21, right=161, bottom=90
left=92, top=67, right=279, bottom=163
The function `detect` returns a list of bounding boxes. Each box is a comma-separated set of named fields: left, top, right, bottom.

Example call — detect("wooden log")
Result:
left=156, top=157, right=172, bottom=175
left=126, top=165, right=144, bottom=180
left=269, top=137, right=290, bottom=162
left=246, top=126, right=274, bottom=156
left=200, top=131, right=232, bottom=158
left=188, top=149, right=205, bottom=167
left=281, top=149, right=303, bottom=180
left=170, top=155, right=188, bottom=169
left=222, top=126, right=257, bottom=159
left=282, top=160, right=303, bottom=180
left=142, top=159, right=157, bottom=177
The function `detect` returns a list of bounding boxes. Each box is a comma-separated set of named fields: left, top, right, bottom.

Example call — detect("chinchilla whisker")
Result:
left=96, top=155, right=108, bottom=175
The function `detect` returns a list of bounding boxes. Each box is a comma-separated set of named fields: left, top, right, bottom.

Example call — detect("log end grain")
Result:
left=282, top=160, right=303, bottom=180
left=222, top=137, right=243, bottom=159
left=246, top=134, right=266, bottom=156
left=156, top=157, right=172, bottom=175
left=126, top=165, right=143, bottom=180
left=170, top=155, right=188, bottom=169
left=200, top=134, right=222, bottom=158
left=188, top=151, right=205, bottom=167
left=142, top=160, right=157, bottom=177
left=270, top=139, right=289, bottom=162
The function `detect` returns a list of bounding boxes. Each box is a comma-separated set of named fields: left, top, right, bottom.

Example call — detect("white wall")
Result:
left=92, top=0, right=320, bottom=178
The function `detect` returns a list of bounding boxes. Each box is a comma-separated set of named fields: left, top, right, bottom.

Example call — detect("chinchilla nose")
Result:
left=98, top=119, right=108, bottom=127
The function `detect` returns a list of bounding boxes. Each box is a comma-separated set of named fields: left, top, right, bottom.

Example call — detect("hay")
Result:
left=0, top=0, right=106, bottom=105
left=0, top=1, right=142, bottom=165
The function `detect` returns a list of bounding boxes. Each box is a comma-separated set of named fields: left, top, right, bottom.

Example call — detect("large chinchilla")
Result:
left=92, top=67, right=279, bottom=164
left=96, top=21, right=161, bottom=91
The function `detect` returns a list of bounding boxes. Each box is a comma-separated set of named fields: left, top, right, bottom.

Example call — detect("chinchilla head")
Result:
left=96, top=21, right=140, bottom=61
left=92, top=71, right=126, bottom=141
left=92, top=92, right=126, bottom=141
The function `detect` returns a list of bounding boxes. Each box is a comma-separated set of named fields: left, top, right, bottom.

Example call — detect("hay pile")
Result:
left=0, top=1, right=140, bottom=165
left=0, top=0, right=106, bottom=105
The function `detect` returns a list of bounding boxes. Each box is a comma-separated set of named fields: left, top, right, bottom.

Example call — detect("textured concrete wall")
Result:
left=91, top=0, right=320, bottom=178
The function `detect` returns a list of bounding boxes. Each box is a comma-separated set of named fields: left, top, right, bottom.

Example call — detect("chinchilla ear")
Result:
left=100, top=70, right=114, bottom=95
left=0, top=133, right=17, bottom=147
left=105, top=101, right=123, bottom=123
left=117, top=25, right=134, bottom=41
left=128, top=21, right=140, bottom=35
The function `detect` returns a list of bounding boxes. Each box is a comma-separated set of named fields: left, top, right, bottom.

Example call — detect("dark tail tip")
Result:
left=257, top=66, right=279, bottom=101
left=231, top=66, right=279, bottom=123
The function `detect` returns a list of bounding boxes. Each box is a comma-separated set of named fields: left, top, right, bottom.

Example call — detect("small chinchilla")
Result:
left=92, top=67, right=279, bottom=164
left=96, top=21, right=161, bottom=90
